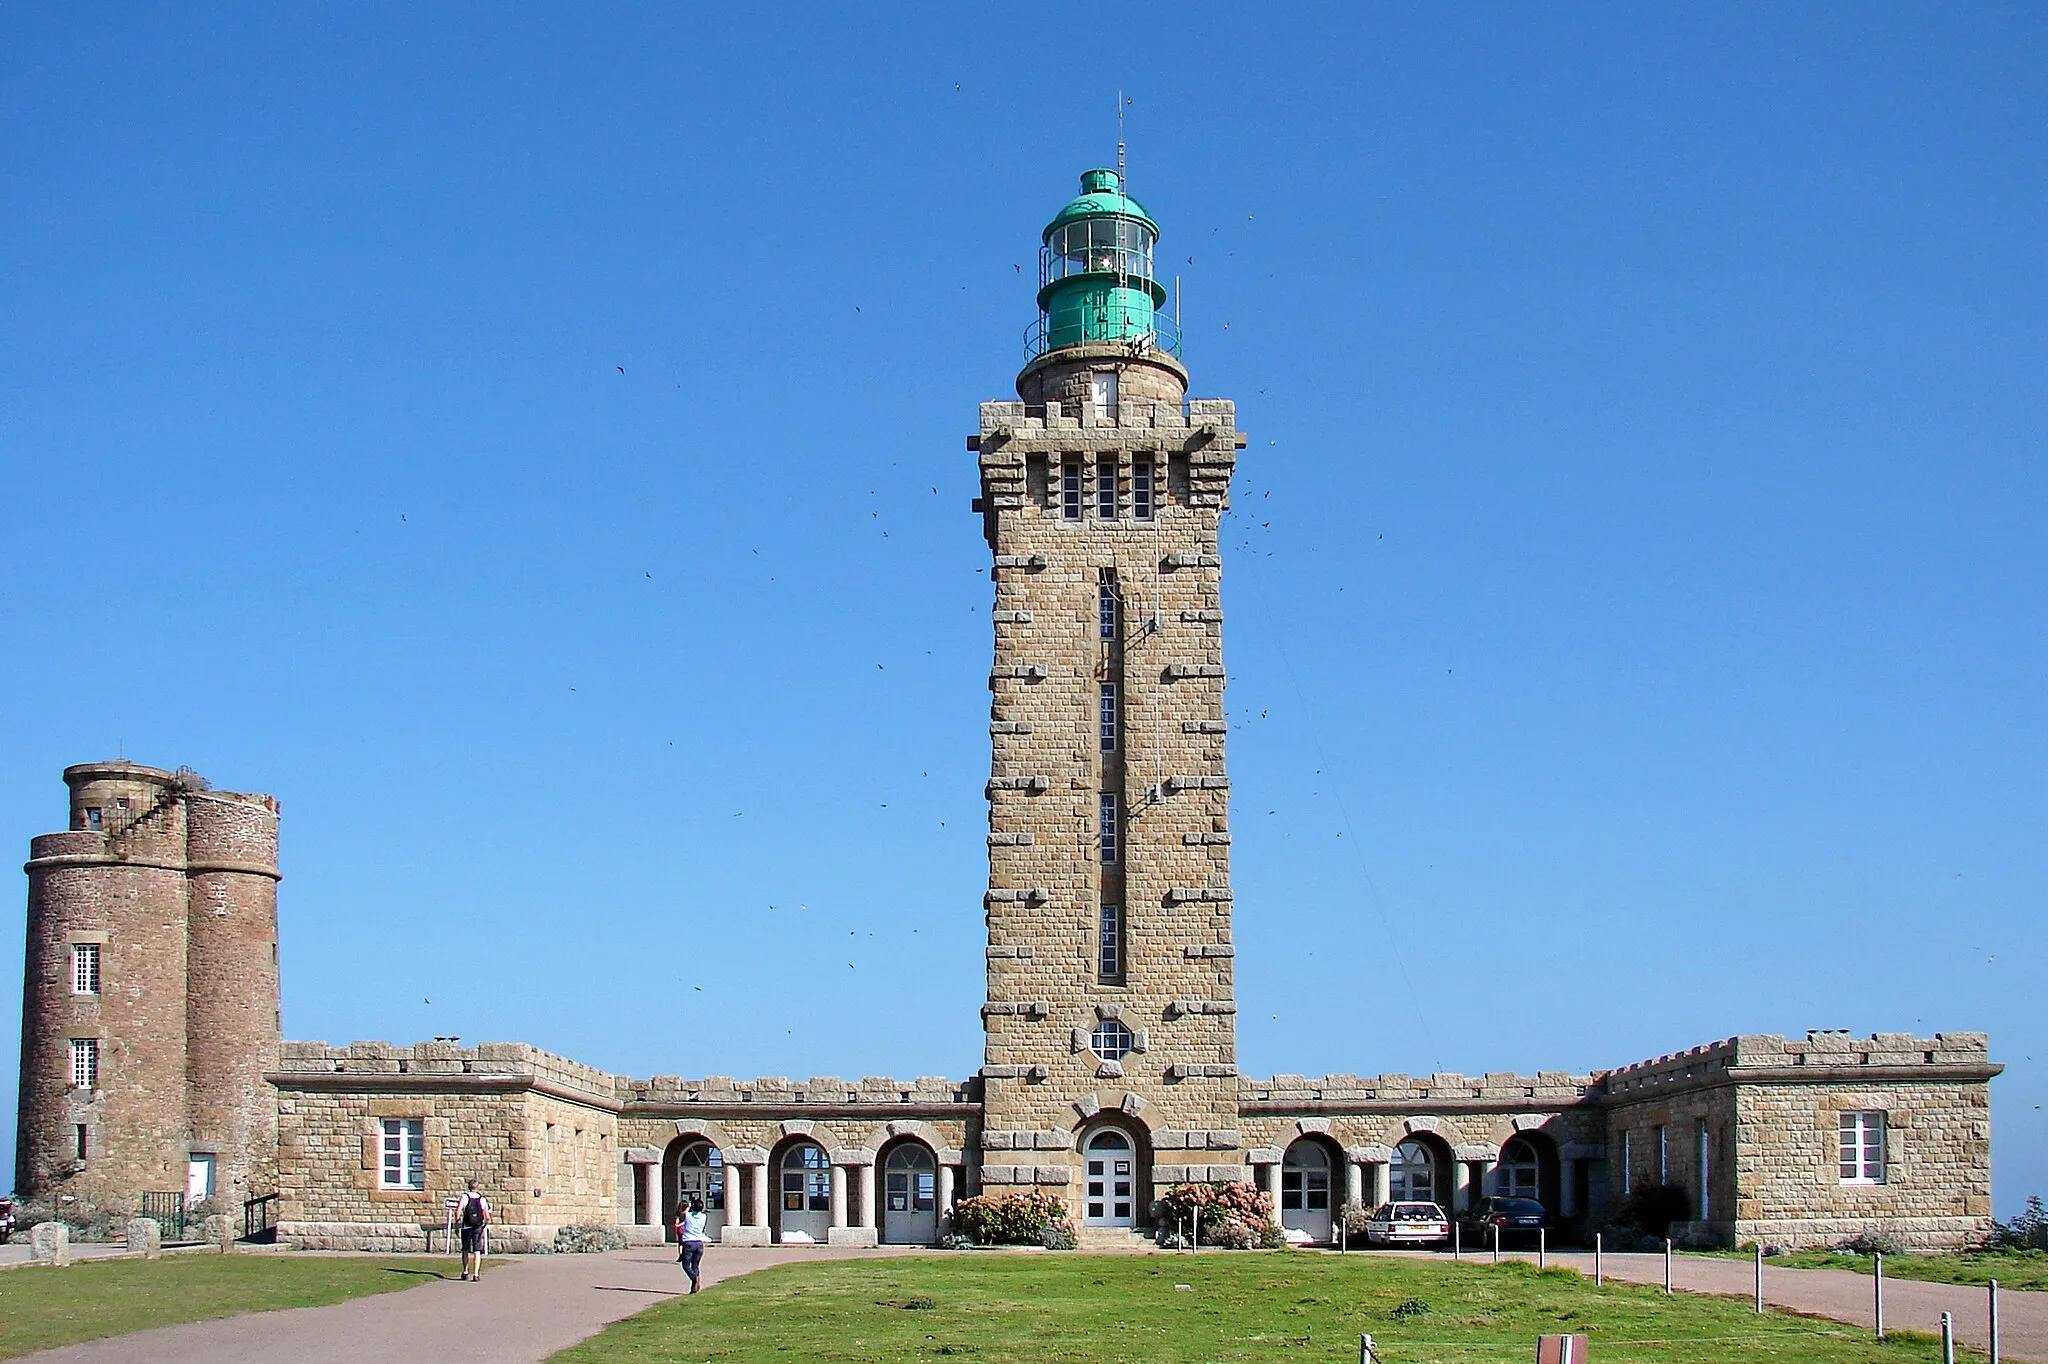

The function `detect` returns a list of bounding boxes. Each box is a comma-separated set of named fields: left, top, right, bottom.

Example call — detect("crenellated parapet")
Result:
left=1599, top=1032, right=1999, bottom=1100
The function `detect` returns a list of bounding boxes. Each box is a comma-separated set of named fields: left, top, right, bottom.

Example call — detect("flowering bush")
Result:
left=1157, top=1181, right=1275, bottom=1248
left=951, top=1189, right=1072, bottom=1246
left=553, top=1223, right=628, bottom=1253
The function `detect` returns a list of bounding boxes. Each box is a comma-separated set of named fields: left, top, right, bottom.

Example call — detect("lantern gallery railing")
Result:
left=1023, top=310, right=1182, bottom=362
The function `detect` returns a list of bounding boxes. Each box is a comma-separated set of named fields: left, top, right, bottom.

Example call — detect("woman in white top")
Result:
left=676, top=1196, right=709, bottom=1293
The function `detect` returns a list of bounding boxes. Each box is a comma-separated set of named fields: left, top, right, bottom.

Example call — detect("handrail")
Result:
left=1023, top=312, right=1183, bottom=363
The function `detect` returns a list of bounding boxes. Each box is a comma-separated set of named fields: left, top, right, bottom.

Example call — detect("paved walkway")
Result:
left=1525, top=1250, right=2041, bottom=1361
left=18, top=1244, right=919, bottom=1363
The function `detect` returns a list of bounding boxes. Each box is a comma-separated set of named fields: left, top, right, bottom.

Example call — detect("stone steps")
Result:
left=1076, top=1227, right=1156, bottom=1252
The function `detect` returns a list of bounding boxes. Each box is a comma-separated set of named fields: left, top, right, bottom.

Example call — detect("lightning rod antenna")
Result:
left=1116, top=90, right=1126, bottom=187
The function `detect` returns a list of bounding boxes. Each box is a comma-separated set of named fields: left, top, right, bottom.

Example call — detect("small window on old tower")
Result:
left=69, top=1038, right=98, bottom=1090
left=1091, top=370, right=1118, bottom=417
left=1099, top=684, right=1119, bottom=751
left=1132, top=460, right=1155, bottom=520
left=84, top=808, right=102, bottom=831
left=73, top=943, right=100, bottom=995
left=75, top=1124, right=88, bottom=1163
left=1061, top=459, right=1084, bottom=520
left=1099, top=793, right=1120, bottom=863
left=1098, top=578, right=1120, bottom=640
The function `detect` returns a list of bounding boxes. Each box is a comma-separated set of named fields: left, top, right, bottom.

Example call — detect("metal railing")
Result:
left=243, top=1192, right=280, bottom=1243
left=1023, top=311, right=1182, bottom=363
left=139, top=1191, right=186, bottom=1241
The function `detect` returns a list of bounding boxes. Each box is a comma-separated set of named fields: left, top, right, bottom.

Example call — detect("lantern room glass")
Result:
left=1041, top=217, right=1155, bottom=288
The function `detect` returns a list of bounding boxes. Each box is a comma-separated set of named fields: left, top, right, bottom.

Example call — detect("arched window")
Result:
left=1391, top=1139, right=1436, bottom=1204
left=1281, top=1142, right=1332, bottom=1213
left=1498, top=1137, right=1541, bottom=1201
left=781, top=1142, right=829, bottom=1213
left=676, top=1140, right=726, bottom=1212
left=1091, top=1018, right=1134, bottom=1060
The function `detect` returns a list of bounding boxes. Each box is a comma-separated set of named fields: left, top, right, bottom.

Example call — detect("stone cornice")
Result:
left=265, top=1070, right=620, bottom=1112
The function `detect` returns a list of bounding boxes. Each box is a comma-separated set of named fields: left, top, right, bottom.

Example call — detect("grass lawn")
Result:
left=1704, top=1246, right=2048, bottom=1293
left=551, top=1253, right=1961, bottom=1363
left=0, top=1251, right=475, bottom=1358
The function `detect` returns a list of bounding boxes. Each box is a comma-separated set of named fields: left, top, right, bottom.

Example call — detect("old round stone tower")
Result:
left=15, top=761, right=281, bottom=1219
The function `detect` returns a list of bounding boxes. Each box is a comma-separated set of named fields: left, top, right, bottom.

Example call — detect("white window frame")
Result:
left=69, top=1038, right=98, bottom=1089
left=1839, top=1111, right=1887, bottom=1185
left=1099, top=683, right=1119, bottom=751
left=73, top=943, right=100, bottom=995
left=1098, top=580, right=1119, bottom=640
left=1132, top=460, right=1154, bottom=520
left=1061, top=459, right=1083, bottom=520
left=380, top=1117, right=426, bottom=1190
left=1099, top=793, right=1120, bottom=864
left=1091, top=1017, right=1134, bottom=1060
left=1095, top=456, right=1118, bottom=519
left=1097, top=905, right=1123, bottom=982
left=1091, top=370, right=1118, bottom=417
left=1696, top=1118, right=1711, bottom=1218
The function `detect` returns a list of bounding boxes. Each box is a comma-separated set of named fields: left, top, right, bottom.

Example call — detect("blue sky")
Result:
left=3, top=6, right=2042, bottom=1211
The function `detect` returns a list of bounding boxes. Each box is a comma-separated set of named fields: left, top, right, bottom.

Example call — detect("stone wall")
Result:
left=271, top=1041, right=618, bottom=1252
left=1600, top=1033, right=2000, bottom=1250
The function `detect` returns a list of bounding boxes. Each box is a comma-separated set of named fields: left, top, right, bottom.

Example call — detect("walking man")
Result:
left=457, top=1179, right=491, bottom=1282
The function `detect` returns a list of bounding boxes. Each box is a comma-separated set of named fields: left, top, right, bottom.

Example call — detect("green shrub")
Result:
left=950, top=1190, right=1070, bottom=1246
left=1991, top=1196, right=2048, bottom=1251
left=1838, top=1230, right=1907, bottom=1257
left=1610, top=1184, right=1693, bottom=1239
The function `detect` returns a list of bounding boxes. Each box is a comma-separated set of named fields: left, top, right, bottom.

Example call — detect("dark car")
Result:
left=1460, top=1196, right=1547, bottom=1247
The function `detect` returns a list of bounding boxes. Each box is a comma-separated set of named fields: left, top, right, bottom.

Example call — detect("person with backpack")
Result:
left=456, top=1180, right=491, bottom=1281
left=675, top=1195, right=709, bottom=1293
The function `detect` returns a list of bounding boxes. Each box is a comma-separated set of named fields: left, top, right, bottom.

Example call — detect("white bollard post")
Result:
left=1594, top=1231, right=1603, bottom=1286
left=1193, top=1206, right=1200, bottom=1256
left=1539, top=1226, right=1546, bottom=1269
left=1359, top=1333, right=1375, bottom=1363
left=1664, top=1237, right=1673, bottom=1294
left=1753, top=1242, right=1764, bottom=1313
left=1941, top=1311, right=1954, bottom=1364
left=1874, top=1252, right=1885, bottom=1339
left=1492, top=1221, right=1500, bottom=1264
left=1989, top=1278, right=2000, bottom=1364
left=1454, top=1220, right=1461, bottom=1261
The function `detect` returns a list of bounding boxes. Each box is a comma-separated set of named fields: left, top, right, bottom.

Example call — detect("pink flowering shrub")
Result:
left=951, top=1188, right=1072, bottom=1245
left=1157, top=1180, right=1275, bottom=1247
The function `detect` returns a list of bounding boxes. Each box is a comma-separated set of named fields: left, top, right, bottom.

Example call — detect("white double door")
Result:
left=1083, top=1129, right=1135, bottom=1227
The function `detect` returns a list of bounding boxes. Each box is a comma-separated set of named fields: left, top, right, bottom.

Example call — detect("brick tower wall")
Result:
left=185, top=791, right=283, bottom=1209
left=17, top=764, right=192, bottom=1211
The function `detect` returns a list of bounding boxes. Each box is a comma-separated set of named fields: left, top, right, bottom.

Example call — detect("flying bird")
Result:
left=616, top=366, right=625, bottom=374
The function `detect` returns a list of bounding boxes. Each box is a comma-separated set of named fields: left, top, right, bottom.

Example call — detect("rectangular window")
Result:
left=1061, top=459, right=1083, bottom=520
left=1696, top=1119, right=1711, bottom=1218
left=1091, top=370, right=1118, bottom=417
left=75, top=1124, right=88, bottom=1162
left=1099, top=793, right=1120, bottom=864
left=1098, top=579, right=1120, bottom=640
left=1839, top=1111, right=1886, bottom=1184
left=380, top=1117, right=426, bottom=1189
left=1655, top=1125, right=1668, bottom=1184
left=1132, top=460, right=1155, bottom=520
left=1098, top=905, right=1123, bottom=981
left=73, top=943, right=100, bottom=995
left=1099, top=683, right=1119, bottom=751
left=1096, top=457, right=1118, bottom=519
left=69, top=1038, right=98, bottom=1089
left=1620, top=1132, right=1632, bottom=1195
left=85, top=808, right=102, bottom=830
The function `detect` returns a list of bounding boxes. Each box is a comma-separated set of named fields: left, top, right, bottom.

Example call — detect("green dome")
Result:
left=1042, top=168, right=1159, bottom=241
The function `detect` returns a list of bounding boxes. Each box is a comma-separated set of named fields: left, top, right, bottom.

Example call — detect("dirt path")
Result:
left=15, top=1244, right=918, bottom=1363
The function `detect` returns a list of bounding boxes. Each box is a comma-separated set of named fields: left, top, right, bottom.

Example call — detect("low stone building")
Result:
left=13, top=169, right=2003, bottom=1254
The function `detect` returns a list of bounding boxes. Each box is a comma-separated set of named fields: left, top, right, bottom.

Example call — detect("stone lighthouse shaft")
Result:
left=973, top=168, right=1249, bottom=1230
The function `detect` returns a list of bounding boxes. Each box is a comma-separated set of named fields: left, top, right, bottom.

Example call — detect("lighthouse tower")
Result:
left=974, top=169, right=1245, bottom=1232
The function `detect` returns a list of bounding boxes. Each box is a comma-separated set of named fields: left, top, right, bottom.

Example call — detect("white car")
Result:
left=1360, top=1201, right=1451, bottom=1247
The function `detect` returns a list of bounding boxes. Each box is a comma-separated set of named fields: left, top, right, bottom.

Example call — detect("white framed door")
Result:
left=1280, top=1141, right=1333, bottom=1242
left=778, top=1142, right=832, bottom=1243
left=673, top=1141, right=729, bottom=1240
left=880, top=1144, right=937, bottom=1244
left=1083, top=1129, right=1135, bottom=1227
